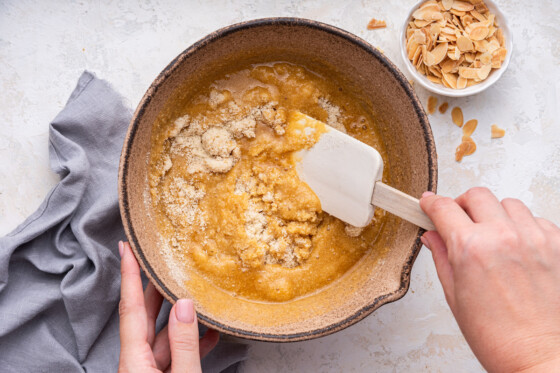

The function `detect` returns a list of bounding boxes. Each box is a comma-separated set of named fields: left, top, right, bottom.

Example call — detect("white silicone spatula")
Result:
left=293, top=112, right=436, bottom=231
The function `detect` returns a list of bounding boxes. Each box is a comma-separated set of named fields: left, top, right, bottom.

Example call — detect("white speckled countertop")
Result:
left=1, top=1, right=559, bottom=371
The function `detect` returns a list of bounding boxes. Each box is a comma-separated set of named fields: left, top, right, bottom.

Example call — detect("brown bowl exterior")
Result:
left=118, top=18, right=437, bottom=342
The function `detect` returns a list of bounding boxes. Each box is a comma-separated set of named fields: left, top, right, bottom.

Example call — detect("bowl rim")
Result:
left=399, top=0, right=513, bottom=97
left=118, top=17, right=438, bottom=342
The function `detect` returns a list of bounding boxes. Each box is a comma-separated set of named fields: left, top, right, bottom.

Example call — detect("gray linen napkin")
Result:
left=0, top=71, right=248, bottom=373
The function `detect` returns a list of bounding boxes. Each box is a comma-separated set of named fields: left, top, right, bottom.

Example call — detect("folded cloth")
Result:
left=0, top=71, right=248, bottom=373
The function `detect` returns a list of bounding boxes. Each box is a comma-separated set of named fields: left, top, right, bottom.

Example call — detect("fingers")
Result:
left=420, top=193, right=473, bottom=238
left=119, top=241, right=148, bottom=349
left=536, top=217, right=560, bottom=233
left=153, top=326, right=171, bottom=371
left=422, top=231, right=455, bottom=309
left=168, top=299, right=202, bottom=373
left=501, top=198, right=536, bottom=224
left=199, top=329, right=220, bottom=359
left=144, top=282, right=164, bottom=346
left=455, top=187, right=509, bottom=223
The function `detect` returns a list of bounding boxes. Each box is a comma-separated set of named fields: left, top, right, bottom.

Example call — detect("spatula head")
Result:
left=293, top=112, right=383, bottom=227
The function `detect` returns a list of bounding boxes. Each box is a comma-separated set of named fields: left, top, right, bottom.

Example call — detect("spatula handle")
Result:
left=371, top=182, right=436, bottom=231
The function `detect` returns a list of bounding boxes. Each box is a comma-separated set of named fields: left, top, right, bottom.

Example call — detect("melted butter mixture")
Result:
left=149, top=62, right=388, bottom=302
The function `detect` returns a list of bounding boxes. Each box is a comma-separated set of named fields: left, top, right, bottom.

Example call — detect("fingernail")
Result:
left=422, top=191, right=435, bottom=198
left=176, top=299, right=195, bottom=324
left=118, top=241, right=124, bottom=257
left=421, top=235, right=431, bottom=250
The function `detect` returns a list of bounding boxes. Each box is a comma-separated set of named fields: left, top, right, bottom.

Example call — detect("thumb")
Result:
left=168, top=299, right=202, bottom=373
left=422, top=231, right=456, bottom=309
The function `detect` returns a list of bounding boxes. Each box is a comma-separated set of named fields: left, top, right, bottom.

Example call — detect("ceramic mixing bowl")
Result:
left=118, top=18, right=437, bottom=342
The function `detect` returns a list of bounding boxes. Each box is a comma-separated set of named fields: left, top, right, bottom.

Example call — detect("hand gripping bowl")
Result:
left=118, top=18, right=437, bottom=342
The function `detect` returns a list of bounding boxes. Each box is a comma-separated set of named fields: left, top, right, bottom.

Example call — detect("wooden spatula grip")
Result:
left=371, top=182, right=436, bottom=231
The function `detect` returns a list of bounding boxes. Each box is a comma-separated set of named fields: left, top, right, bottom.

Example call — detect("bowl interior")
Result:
left=400, top=0, right=513, bottom=97
left=119, top=18, right=437, bottom=342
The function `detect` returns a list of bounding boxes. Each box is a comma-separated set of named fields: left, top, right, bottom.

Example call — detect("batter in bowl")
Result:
left=149, top=62, right=388, bottom=302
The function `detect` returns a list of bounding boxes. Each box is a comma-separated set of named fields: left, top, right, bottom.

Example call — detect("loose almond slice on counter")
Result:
left=439, top=102, right=449, bottom=113
left=451, top=106, right=464, bottom=127
left=462, top=119, right=478, bottom=136
left=491, top=124, right=506, bottom=138
left=367, top=18, right=387, bottom=30
left=455, top=136, right=476, bottom=162
left=427, top=96, right=438, bottom=114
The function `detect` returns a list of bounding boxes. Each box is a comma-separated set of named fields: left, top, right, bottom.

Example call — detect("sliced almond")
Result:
left=413, top=5, right=444, bottom=21
left=427, top=96, right=438, bottom=114
left=473, top=39, right=489, bottom=53
left=479, top=52, right=492, bottom=65
left=464, top=52, right=475, bottom=63
left=441, top=56, right=462, bottom=73
left=495, top=28, right=505, bottom=47
left=442, top=0, right=454, bottom=11
left=470, top=10, right=486, bottom=22
left=469, top=25, right=489, bottom=40
left=407, top=39, right=420, bottom=60
left=367, top=18, right=387, bottom=30
left=414, top=19, right=433, bottom=28
left=476, top=64, right=492, bottom=80
left=487, top=39, right=500, bottom=53
left=439, top=102, right=449, bottom=114
left=447, top=45, right=462, bottom=60
left=442, top=72, right=458, bottom=89
left=413, top=29, right=427, bottom=44
left=427, top=74, right=442, bottom=84
left=452, top=0, right=474, bottom=11
left=450, top=9, right=466, bottom=17
left=457, top=76, right=468, bottom=89
left=462, top=119, right=478, bottom=136
left=455, top=136, right=476, bottom=162
left=451, top=106, right=464, bottom=127
left=407, top=26, right=415, bottom=40
left=491, top=124, right=505, bottom=138
left=429, top=65, right=443, bottom=78
left=470, top=0, right=489, bottom=13
left=425, top=42, right=448, bottom=66
left=458, top=66, right=478, bottom=79
left=430, top=23, right=442, bottom=36
left=456, top=35, right=474, bottom=51
left=412, top=45, right=423, bottom=66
